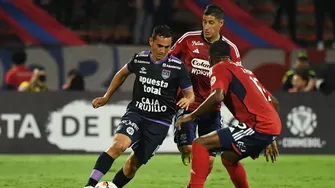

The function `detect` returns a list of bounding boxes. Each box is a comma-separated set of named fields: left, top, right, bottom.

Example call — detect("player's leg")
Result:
left=219, top=123, right=275, bottom=188
left=220, top=152, right=249, bottom=188
left=189, top=125, right=249, bottom=188
left=85, top=113, right=142, bottom=187
left=217, top=125, right=253, bottom=188
left=112, top=119, right=170, bottom=187
left=112, top=151, right=142, bottom=187
left=188, top=131, right=222, bottom=188
left=175, top=121, right=196, bottom=165
left=197, top=111, right=223, bottom=175
left=174, top=110, right=197, bottom=166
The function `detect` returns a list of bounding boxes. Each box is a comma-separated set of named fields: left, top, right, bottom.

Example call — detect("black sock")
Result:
left=112, top=168, right=133, bottom=188
left=86, top=152, right=115, bottom=187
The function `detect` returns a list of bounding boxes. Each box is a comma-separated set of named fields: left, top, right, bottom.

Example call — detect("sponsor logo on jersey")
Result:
left=192, top=41, right=204, bottom=46
left=192, top=49, right=199, bottom=54
left=191, top=58, right=210, bottom=77
left=139, top=76, right=169, bottom=88
left=135, top=97, right=167, bottom=112
left=191, top=58, right=210, bottom=70
left=162, top=63, right=181, bottom=70
left=139, top=76, right=169, bottom=95
left=121, top=120, right=139, bottom=131
left=134, top=59, right=150, bottom=64
left=139, top=67, right=147, bottom=74
left=168, top=58, right=182, bottom=64
left=136, top=51, right=150, bottom=58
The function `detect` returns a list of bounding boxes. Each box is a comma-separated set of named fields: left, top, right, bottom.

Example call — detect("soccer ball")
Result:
left=95, top=181, right=118, bottom=188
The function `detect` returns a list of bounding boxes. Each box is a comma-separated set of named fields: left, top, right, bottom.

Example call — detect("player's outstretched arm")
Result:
left=92, top=65, right=131, bottom=108
left=191, top=88, right=224, bottom=118
left=103, top=65, right=131, bottom=100
left=176, top=88, right=223, bottom=130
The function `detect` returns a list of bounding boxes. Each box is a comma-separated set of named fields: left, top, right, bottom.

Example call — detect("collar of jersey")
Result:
left=148, top=50, right=170, bottom=64
left=201, top=31, right=223, bottom=45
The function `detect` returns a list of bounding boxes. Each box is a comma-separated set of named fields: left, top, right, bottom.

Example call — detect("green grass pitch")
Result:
left=0, top=154, right=334, bottom=188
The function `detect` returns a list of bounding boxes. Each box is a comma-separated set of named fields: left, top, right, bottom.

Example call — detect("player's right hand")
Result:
left=92, top=97, right=108, bottom=109
left=176, top=114, right=195, bottom=130
left=264, top=140, right=279, bottom=163
left=176, top=97, right=192, bottom=110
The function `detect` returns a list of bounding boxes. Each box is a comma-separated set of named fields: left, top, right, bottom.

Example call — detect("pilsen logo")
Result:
left=192, top=41, right=204, bottom=46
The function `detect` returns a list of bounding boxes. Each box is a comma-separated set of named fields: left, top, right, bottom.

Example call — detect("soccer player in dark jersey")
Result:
left=170, top=4, right=240, bottom=173
left=84, top=25, right=194, bottom=188
left=177, top=40, right=281, bottom=188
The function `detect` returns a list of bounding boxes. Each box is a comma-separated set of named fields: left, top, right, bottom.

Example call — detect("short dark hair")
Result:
left=12, top=50, right=27, bottom=65
left=204, top=4, right=224, bottom=20
left=151, top=25, right=173, bottom=40
left=209, top=40, right=231, bottom=59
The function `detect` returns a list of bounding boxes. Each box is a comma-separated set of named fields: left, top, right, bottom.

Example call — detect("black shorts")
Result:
left=116, top=112, right=170, bottom=164
left=174, top=109, right=223, bottom=156
left=217, top=123, right=277, bottom=159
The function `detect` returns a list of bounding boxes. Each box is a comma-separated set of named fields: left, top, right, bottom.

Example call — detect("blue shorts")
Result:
left=217, top=123, right=277, bottom=159
left=116, top=112, right=169, bottom=164
left=174, top=109, right=222, bottom=156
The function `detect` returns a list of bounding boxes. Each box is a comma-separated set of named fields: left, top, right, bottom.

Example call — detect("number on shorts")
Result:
left=249, top=76, right=271, bottom=102
left=232, top=122, right=247, bottom=129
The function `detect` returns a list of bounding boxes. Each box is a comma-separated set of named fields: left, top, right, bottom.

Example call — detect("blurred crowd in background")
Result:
left=1, top=0, right=335, bottom=94
left=0, top=0, right=334, bottom=49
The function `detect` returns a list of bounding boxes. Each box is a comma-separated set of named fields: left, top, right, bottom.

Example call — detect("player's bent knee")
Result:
left=178, top=145, right=192, bottom=155
left=106, top=141, right=127, bottom=158
left=123, top=154, right=141, bottom=178
left=106, top=134, right=131, bottom=158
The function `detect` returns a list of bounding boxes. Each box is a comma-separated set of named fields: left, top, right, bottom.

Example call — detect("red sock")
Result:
left=188, top=142, right=210, bottom=188
left=221, top=158, right=249, bottom=188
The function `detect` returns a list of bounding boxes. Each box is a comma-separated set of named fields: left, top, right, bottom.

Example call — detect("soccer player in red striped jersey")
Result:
left=170, top=4, right=240, bottom=173
left=177, top=40, right=281, bottom=188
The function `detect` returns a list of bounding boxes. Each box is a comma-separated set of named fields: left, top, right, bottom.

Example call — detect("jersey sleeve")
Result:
left=169, top=35, right=185, bottom=58
left=126, top=55, right=136, bottom=73
left=210, top=65, right=232, bottom=95
left=229, top=45, right=241, bottom=63
left=178, top=63, right=192, bottom=91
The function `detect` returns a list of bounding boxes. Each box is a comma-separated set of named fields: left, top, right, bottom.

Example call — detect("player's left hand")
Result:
left=176, top=97, right=192, bottom=110
left=264, top=140, right=279, bottom=163
left=176, top=114, right=195, bottom=130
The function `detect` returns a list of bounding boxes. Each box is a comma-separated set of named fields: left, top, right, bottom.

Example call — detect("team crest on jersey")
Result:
left=161, top=69, right=171, bottom=79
